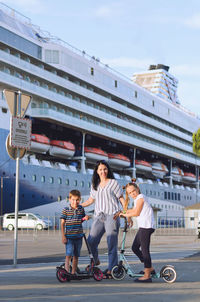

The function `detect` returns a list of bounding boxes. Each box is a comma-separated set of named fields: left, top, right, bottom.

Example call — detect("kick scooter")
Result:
left=111, top=218, right=177, bottom=283
left=56, top=233, right=103, bottom=282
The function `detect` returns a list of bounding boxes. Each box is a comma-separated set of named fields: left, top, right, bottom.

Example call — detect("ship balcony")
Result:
left=0, top=49, right=133, bottom=111
left=0, top=66, right=192, bottom=144
left=1, top=68, right=197, bottom=165
left=0, top=69, right=193, bottom=156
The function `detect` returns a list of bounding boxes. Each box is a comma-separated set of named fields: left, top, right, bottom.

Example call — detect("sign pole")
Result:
left=3, top=88, right=32, bottom=268
left=13, top=91, right=21, bottom=267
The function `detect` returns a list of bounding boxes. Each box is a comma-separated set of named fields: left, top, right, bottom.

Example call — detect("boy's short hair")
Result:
left=69, top=189, right=81, bottom=199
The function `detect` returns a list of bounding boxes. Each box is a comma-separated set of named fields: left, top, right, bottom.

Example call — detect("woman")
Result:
left=120, top=180, right=155, bottom=283
left=81, top=160, right=126, bottom=279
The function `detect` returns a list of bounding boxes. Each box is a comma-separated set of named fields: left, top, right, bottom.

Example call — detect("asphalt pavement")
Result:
left=0, top=229, right=200, bottom=302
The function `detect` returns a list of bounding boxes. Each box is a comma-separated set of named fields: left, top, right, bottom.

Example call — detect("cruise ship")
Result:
left=1, top=3, right=200, bottom=222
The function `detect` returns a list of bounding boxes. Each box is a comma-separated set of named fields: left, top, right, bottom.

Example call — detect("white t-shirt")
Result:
left=134, top=193, right=155, bottom=229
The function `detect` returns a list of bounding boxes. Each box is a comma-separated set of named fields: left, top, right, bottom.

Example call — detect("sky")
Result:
left=2, top=0, right=200, bottom=114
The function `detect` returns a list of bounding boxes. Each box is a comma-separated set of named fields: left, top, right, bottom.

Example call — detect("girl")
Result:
left=120, top=180, right=155, bottom=282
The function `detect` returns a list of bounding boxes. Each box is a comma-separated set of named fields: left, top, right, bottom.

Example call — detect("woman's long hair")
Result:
left=92, top=160, right=114, bottom=190
left=124, top=179, right=141, bottom=210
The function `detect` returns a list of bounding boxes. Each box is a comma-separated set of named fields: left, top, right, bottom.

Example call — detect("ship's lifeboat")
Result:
left=108, top=153, right=130, bottom=168
left=182, top=172, right=196, bottom=183
left=135, top=160, right=152, bottom=173
left=49, top=140, right=75, bottom=158
left=30, top=134, right=50, bottom=154
left=84, top=147, right=108, bottom=163
left=151, top=162, right=168, bottom=179
left=171, top=166, right=184, bottom=182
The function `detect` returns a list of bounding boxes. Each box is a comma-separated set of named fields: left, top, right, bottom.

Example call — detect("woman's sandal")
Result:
left=139, top=269, right=156, bottom=275
left=103, top=272, right=113, bottom=279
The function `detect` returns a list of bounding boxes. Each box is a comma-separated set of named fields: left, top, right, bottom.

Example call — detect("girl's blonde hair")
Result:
left=123, top=178, right=141, bottom=210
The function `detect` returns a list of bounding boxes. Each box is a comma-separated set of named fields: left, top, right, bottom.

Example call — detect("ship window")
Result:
left=168, top=192, right=170, bottom=199
left=66, top=179, right=69, bottom=185
left=74, top=180, right=78, bottom=186
left=49, top=177, right=54, bottom=184
left=66, top=93, right=73, bottom=99
left=58, top=196, right=62, bottom=202
left=41, top=176, right=45, bottom=183
left=31, top=103, right=37, bottom=108
left=88, top=182, right=91, bottom=188
left=2, top=108, right=7, bottom=113
left=81, top=181, right=84, bottom=187
left=152, top=100, right=155, bottom=107
left=90, top=67, right=94, bottom=76
left=45, top=49, right=59, bottom=64
left=164, top=192, right=167, bottom=199
left=44, top=102, right=49, bottom=109
left=58, top=177, right=62, bottom=184
left=115, top=80, right=118, bottom=88
left=32, top=175, right=36, bottom=182
left=135, top=91, right=138, bottom=98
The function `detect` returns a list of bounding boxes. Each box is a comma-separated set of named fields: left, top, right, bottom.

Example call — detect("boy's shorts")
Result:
left=65, top=237, right=83, bottom=257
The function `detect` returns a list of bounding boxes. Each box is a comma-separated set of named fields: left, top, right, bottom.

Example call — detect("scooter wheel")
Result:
left=161, top=266, right=177, bottom=283
left=56, top=268, right=70, bottom=283
left=111, top=265, right=126, bottom=281
left=93, top=267, right=103, bottom=281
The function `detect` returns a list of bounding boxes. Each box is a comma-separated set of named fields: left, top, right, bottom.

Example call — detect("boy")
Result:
left=60, top=189, right=89, bottom=274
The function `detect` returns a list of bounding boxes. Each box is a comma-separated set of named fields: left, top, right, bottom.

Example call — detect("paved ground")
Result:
left=0, top=229, right=200, bottom=301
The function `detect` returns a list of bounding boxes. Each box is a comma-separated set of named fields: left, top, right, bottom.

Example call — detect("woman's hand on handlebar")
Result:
left=113, top=211, right=121, bottom=220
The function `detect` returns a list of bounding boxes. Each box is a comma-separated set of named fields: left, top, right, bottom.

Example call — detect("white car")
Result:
left=197, top=222, right=200, bottom=239
left=3, top=212, right=52, bottom=231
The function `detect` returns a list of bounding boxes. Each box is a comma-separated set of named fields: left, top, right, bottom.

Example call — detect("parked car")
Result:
left=197, top=221, right=200, bottom=238
left=3, top=212, right=52, bottom=231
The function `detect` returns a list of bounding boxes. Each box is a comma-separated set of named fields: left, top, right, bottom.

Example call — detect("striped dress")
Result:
left=60, top=205, right=85, bottom=238
left=90, top=179, right=123, bottom=216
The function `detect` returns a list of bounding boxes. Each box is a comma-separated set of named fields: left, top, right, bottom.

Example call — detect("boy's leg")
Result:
left=71, top=256, right=78, bottom=274
left=65, top=239, right=73, bottom=271
left=65, top=255, right=71, bottom=272
left=72, top=238, right=83, bottom=274
left=87, top=216, right=105, bottom=264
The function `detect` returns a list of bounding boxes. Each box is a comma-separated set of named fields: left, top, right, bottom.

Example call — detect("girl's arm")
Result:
left=120, top=197, right=144, bottom=218
left=81, top=196, right=95, bottom=207
left=119, top=195, right=126, bottom=209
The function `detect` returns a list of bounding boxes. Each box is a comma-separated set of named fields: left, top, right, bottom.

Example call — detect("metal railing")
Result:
left=0, top=215, right=198, bottom=235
